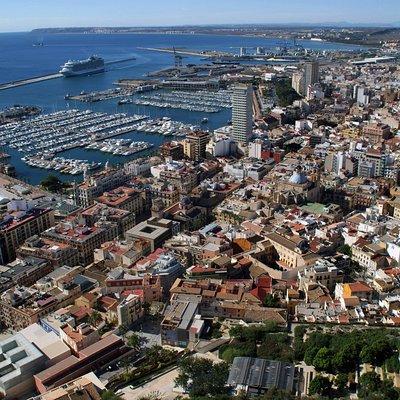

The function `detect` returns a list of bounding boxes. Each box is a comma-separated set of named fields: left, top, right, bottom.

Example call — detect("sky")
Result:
left=0, top=0, right=399, bottom=32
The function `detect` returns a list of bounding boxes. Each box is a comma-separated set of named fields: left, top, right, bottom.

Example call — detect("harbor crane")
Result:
left=173, top=46, right=183, bottom=68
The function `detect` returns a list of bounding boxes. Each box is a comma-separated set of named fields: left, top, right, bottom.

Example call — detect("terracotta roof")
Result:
left=348, top=281, right=373, bottom=293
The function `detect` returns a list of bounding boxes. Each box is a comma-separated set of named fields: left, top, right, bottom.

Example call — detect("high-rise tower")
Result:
left=232, top=84, right=253, bottom=143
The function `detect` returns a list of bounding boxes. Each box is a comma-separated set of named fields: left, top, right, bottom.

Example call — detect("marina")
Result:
left=132, top=89, right=232, bottom=113
left=0, top=109, right=149, bottom=155
left=135, top=117, right=198, bottom=137
left=0, top=108, right=199, bottom=176
left=22, top=155, right=102, bottom=175
left=86, top=138, right=153, bottom=155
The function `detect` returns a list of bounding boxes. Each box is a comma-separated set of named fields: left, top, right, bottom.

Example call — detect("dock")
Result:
left=0, top=56, right=137, bottom=92
left=139, top=47, right=215, bottom=58
left=105, top=57, right=137, bottom=65
left=0, top=73, right=62, bottom=91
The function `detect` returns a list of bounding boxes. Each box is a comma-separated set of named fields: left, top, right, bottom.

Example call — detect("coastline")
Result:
left=26, top=30, right=370, bottom=48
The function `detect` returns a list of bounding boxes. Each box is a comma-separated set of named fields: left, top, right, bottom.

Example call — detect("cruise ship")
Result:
left=59, top=56, right=105, bottom=77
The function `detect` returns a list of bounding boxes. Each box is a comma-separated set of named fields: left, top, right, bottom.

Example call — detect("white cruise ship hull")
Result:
left=60, top=67, right=105, bottom=77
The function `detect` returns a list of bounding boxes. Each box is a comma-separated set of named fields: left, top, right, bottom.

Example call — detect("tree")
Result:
left=138, top=391, right=162, bottom=400
left=304, top=346, right=320, bottom=366
left=120, top=356, right=133, bottom=375
left=313, top=347, right=333, bottom=372
left=101, top=390, right=123, bottom=400
left=334, top=372, right=349, bottom=392
left=275, top=78, right=301, bottom=107
left=261, top=388, right=299, bottom=400
left=257, top=333, right=294, bottom=362
left=359, top=372, right=382, bottom=394
left=337, top=244, right=352, bottom=256
left=142, top=302, right=151, bottom=315
left=385, top=355, right=400, bottom=373
left=332, top=344, right=358, bottom=373
left=145, top=345, right=176, bottom=364
left=358, top=371, right=400, bottom=400
left=358, top=372, right=384, bottom=399
left=88, top=310, right=102, bottom=327
left=127, top=332, right=146, bottom=352
left=360, top=339, right=394, bottom=366
left=175, top=357, right=229, bottom=398
left=308, top=375, right=331, bottom=397
left=40, top=174, right=67, bottom=193
left=380, top=380, right=400, bottom=400
left=220, top=341, right=257, bottom=363
left=117, top=325, right=128, bottom=336
left=263, top=294, right=280, bottom=308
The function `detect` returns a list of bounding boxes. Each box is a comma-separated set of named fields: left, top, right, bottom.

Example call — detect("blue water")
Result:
left=0, top=32, right=362, bottom=184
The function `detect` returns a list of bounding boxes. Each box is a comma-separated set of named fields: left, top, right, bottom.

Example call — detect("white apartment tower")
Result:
left=232, top=84, right=253, bottom=143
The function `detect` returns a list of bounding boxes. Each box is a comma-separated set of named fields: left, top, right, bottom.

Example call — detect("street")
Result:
left=120, top=367, right=181, bottom=400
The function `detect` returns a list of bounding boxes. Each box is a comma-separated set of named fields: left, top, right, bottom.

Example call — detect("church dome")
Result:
left=289, top=166, right=308, bottom=184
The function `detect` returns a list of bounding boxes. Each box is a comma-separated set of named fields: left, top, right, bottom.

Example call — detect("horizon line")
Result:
left=1, top=20, right=400, bottom=34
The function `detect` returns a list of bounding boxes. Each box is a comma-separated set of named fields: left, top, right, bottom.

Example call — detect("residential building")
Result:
left=303, top=61, right=319, bottom=92
left=28, top=375, right=103, bottom=400
left=159, top=141, right=184, bottom=160
left=73, top=167, right=128, bottom=207
left=93, top=238, right=151, bottom=267
left=0, top=256, right=53, bottom=293
left=248, top=139, right=263, bottom=159
left=96, top=186, right=144, bottom=216
left=42, top=221, right=118, bottom=266
left=17, top=236, right=79, bottom=268
left=232, top=84, right=253, bottom=143
left=265, top=231, right=319, bottom=270
left=298, top=259, right=344, bottom=293
left=0, top=274, right=84, bottom=330
left=0, top=200, right=55, bottom=263
left=104, top=269, right=162, bottom=303
left=167, top=278, right=287, bottom=332
left=362, top=123, right=391, bottom=144
left=60, top=323, right=100, bottom=353
left=292, top=71, right=304, bottom=95
left=124, top=158, right=151, bottom=176
left=161, top=296, right=202, bottom=347
left=351, top=239, right=388, bottom=276
left=183, top=131, right=210, bottom=161
left=117, top=293, right=143, bottom=327
left=80, top=203, right=135, bottom=236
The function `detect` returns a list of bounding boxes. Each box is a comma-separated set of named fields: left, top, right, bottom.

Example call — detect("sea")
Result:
left=0, top=32, right=362, bottom=185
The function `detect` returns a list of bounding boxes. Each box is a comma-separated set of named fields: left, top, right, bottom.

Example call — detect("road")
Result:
left=121, top=367, right=180, bottom=400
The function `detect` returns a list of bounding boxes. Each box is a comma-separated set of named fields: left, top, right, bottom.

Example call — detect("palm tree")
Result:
left=127, top=332, right=142, bottom=352
left=89, top=310, right=102, bottom=327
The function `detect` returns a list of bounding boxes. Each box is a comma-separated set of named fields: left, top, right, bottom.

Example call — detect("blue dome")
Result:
left=289, top=171, right=308, bottom=184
